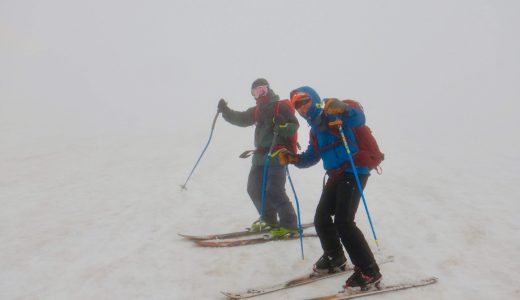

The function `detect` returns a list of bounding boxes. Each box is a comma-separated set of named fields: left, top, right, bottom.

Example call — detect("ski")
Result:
left=178, top=222, right=314, bottom=241
left=221, top=256, right=394, bottom=299
left=196, top=233, right=318, bottom=247
left=306, top=277, right=438, bottom=300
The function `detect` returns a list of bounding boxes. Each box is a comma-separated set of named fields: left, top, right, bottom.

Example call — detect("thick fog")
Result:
left=1, top=1, right=519, bottom=299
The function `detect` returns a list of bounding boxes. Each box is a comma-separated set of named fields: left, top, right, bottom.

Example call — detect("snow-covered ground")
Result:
left=1, top=1, right=519, bottom=299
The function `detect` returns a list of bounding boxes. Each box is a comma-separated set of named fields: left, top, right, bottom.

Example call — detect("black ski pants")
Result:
left=247, top=165, right=298, bottom=229
left=314, top=172, right=378, bottom=272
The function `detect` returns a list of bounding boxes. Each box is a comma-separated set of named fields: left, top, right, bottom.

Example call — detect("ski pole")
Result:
left=259, top=131, right=279, bottom=220
left=285, top=165, right=305, bottom=260
left=336, top=123, right=380, bottom=250
left=180, top=110, right=219, bottom=191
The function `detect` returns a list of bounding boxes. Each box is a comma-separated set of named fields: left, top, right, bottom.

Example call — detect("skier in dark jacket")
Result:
left=217, top=78, right=299, bottom=237
left=278, top=86, right=381, bottom=289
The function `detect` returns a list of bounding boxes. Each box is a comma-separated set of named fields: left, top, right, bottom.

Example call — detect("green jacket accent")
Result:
left=221, top=91, right=299, bottom=166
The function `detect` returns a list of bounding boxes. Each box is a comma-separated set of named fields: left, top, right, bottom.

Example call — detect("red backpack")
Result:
left=344, top=99, right=385, bottom=173
left=254, top=99, right=299, bottom=154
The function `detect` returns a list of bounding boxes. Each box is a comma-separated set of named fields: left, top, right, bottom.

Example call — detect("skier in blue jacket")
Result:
left=279, top=86, right=381, bottom=289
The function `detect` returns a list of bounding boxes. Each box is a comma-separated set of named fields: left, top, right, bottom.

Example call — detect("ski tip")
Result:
left=426, top=276, right=439, bottom=284
left=177, top=233, right=210, bottom=241
left=413, top=276, right=438, bottom=284
left=220, top=291, right=240, bottom=299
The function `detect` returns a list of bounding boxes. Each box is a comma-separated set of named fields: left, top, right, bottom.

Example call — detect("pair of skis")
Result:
left=179, top=226, right=438, bottom=299
left=221, top=256, right=394, bottom=299
left=179, top=222, right=316, bottom=247
left=221, top=255, right=436, bottom=299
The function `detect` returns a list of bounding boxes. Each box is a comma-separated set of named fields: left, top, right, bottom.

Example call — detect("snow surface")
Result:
left=1, top=1, right=520, bottom=299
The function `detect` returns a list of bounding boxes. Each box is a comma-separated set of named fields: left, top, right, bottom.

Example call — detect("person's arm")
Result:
left=218, top=99, right=256, bottom=127
left=323, top=98, right=366, bottom=127
left=341, top=105, right=365, bottom=127
left=294, top=131, right=321, bottom=168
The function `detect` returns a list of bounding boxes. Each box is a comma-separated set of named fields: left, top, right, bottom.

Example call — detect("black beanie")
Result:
left=251, top=78, right=269, bottom=89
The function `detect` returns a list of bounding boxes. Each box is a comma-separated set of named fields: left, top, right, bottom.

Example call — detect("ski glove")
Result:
left=324, top=98, right=348, bottom=115
left=276, top=148, right=299, bottom=166
left=218, top=98, right=229, bottom=113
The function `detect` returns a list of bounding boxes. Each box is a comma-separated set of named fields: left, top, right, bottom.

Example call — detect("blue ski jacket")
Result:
left=292, top=86, right=370, bottom=175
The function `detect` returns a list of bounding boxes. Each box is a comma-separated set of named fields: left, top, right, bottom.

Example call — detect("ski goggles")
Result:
left=251, top=85, right=269, bottom=99
left=295, top=100, right=312, bottom=115
left=291, top=92, right=312, bottom=111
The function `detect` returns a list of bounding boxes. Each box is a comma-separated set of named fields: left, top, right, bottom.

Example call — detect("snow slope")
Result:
left=1, top=1, right=519, bottom=299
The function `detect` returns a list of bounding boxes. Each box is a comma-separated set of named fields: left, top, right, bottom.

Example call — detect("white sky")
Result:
left=2, top=1, right=519, bottom=142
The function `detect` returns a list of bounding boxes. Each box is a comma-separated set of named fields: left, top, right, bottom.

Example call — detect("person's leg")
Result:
left=265, top=166, right=297, bottom=229
left=334, top=173, right=378, bottom=273
left=312, top=177, right=347, bottom=272
left=314, top=179, right=342, bottom=253
left=247, top=164, right=277, bottom=225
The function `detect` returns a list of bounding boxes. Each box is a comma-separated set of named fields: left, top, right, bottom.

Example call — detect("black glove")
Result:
left=218, top=98, right=229, bottom=113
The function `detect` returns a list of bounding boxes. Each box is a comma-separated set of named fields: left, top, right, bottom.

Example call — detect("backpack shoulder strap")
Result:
left=275, top=99, right=293, bottom=115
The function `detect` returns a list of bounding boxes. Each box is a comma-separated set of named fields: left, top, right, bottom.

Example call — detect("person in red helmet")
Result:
left=217, top=78, right=299, bottom=237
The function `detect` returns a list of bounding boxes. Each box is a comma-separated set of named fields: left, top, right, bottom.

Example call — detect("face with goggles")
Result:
left=290, top=91, right=312, bottom=117
left=251, top=85, right=269, bottom=99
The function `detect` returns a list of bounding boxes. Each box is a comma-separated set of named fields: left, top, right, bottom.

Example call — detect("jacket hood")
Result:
left=291, top=86, right=322, bottom=123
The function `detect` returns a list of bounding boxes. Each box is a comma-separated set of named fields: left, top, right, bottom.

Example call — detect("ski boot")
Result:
left=343, top=265, right=382, bottom=291
left=249, top=219, right=277, bottom=232
left=313, top=251, right=347, bottom=274
left=268, top=227, right=298, bottom=238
